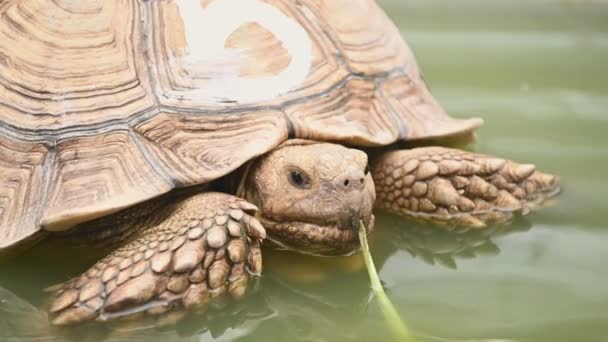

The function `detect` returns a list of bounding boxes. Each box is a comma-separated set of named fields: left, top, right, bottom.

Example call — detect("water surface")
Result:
left=1, top=1, right=607, bottom=341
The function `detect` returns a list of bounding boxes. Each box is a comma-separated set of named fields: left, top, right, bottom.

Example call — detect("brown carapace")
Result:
left=0, top=0, right=481, bottom=249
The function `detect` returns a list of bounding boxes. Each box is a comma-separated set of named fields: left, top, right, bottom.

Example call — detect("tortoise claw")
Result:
left=372, top=147, right=560, bottom=228
left=49, top=193, right=264, bottom=326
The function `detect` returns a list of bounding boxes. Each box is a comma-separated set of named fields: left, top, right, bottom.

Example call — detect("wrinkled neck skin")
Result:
left=236, top=139, right=376, bottom=257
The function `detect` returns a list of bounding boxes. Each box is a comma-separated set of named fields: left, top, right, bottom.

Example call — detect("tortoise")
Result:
left=0, top=0, right=560, bottom=326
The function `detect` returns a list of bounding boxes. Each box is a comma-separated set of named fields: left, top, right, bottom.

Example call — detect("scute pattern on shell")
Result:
left=49, top=193, right=263, bottom=326
left=0, top=0, right=482, bottom=250
left=372, top=147, right=560, bottom=228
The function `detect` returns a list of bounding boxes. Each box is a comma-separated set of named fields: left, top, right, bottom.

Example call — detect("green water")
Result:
left=1, top=0, right=607, bottom=341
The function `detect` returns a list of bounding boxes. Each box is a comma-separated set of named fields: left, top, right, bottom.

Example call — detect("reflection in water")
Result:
left=2, top=213, right=608, bottom=341
left=381, top=214, right=533, bottom=270
left=0, top=287, right=52, bottom=342
left=1, top=212, right=531, bottom=341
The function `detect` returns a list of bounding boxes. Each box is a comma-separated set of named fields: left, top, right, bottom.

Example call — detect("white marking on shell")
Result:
left=175, top=0, right=313, bottom=103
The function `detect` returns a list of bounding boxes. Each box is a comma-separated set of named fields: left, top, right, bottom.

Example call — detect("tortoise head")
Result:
left=240, top=140, right=375, bottom=256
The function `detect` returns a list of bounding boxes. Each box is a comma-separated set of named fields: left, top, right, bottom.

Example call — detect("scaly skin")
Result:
left=49, top=193, right=264, bottom=325
left=48, top=142, right=559, bottom=325
left=371, top=147, right=560, bottom=228
left=241, top=141, right=375, bottom=256
left=49, top=141, right=376, bottom=325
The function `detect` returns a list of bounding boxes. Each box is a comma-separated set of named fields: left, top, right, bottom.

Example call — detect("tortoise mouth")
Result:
left=257, top=214, right=375, bottom=256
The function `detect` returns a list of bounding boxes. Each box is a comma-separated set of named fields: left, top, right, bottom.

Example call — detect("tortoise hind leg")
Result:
left=48, top=192, right=265, bottom=326
left=371, top=147, right=560, bottom=228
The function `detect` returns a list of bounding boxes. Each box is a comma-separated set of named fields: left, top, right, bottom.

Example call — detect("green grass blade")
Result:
left=359, top=221, right=415, bottom=342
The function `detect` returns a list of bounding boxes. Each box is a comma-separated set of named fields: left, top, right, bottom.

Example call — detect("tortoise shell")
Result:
left=0, top=0, right=482, bottom=249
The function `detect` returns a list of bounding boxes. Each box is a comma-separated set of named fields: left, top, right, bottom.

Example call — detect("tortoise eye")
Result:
left=289, top=169, right=310, bottom=189
left=364, top=165, right=370, bottom=175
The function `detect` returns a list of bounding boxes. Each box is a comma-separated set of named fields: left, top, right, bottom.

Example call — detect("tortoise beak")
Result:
left=350, top=172, right=376, bottom=237
left=341, top=195, right=375, bottom=237
left=340, top=202, right=366, bottom=232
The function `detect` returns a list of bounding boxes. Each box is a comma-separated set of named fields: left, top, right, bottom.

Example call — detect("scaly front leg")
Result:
left=49, top=192, right=265, bottom=325
left=371, top=147, right=560, bottom=228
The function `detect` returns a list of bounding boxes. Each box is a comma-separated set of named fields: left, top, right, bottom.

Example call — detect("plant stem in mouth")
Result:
left=358, top=221, right=415, bottom=342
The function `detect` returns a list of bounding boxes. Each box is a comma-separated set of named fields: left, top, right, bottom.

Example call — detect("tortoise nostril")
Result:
left=360, top=178, right=364, bottom=184
left=344, top=179, right=350, bottom=187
